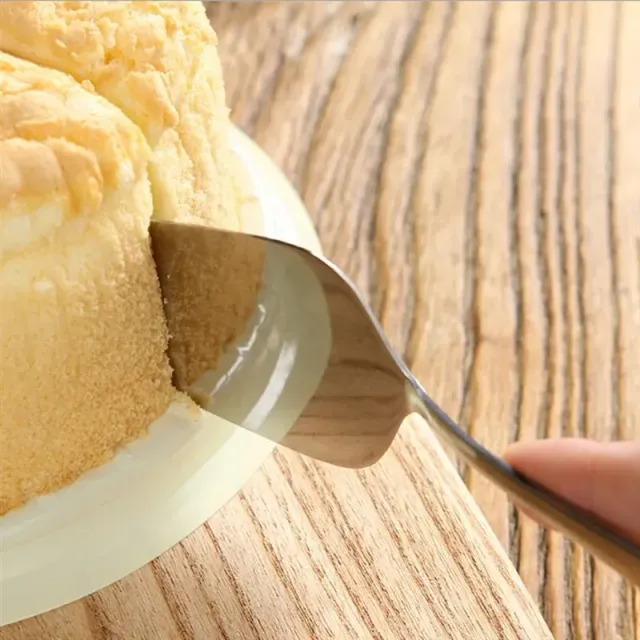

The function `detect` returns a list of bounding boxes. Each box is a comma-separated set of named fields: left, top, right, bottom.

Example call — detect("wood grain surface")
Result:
left=4, top=2, right=639, bottom=638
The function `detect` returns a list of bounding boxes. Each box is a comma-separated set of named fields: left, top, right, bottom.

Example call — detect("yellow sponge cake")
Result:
left=0, top=2, right=261, bottom=513
left=0, top=52, right=174, bottom=513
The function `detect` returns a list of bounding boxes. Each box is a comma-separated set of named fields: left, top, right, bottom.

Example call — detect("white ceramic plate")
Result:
left=0, top=127, right=322, bottom=627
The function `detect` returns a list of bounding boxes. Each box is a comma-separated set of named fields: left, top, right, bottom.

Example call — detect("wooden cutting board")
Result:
left=4, top=2, right=638, bottom=639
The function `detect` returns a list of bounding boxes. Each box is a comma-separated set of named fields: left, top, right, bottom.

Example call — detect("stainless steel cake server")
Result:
left=149, top=220, right=640, bottom=585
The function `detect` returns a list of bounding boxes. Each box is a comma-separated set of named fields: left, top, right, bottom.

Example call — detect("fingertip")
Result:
left=504, top=438, right=600, bottom=477
left=503, top=438, right=640, bottom=545
left=504, top=438, right=598, bottom=513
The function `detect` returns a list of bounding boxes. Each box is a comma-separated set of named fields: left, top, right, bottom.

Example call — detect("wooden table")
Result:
left=4, top=2, right=639, bottom=638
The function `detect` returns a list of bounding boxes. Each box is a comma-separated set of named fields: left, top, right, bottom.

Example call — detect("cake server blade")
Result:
left=149, top=220, right=640, bottom=584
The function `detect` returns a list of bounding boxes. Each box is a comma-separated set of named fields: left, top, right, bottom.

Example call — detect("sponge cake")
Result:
left=0, top=51, right=174, bottom=513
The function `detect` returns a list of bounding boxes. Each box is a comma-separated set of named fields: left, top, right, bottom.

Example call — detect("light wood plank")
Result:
left=5, top=2, right=639, bottom=638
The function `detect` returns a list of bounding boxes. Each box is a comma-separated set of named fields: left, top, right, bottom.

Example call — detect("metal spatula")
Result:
left=149, top=220, right=640, bottom=584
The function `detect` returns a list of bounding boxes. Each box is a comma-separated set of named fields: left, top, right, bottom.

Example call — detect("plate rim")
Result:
left=0, top=125, right=322, bottom=627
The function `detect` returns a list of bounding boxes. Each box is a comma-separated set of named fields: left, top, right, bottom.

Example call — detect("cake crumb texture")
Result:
left=0, top=51, right=174, bottom=514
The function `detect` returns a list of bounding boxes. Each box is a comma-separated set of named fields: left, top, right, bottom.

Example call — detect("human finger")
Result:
left=504, top=438, right=640, bottom=545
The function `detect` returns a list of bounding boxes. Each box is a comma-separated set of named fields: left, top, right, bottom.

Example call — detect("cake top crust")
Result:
left=0, top=51, right=151, bottom=259
left=0, top=1, right=222, bottom=142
